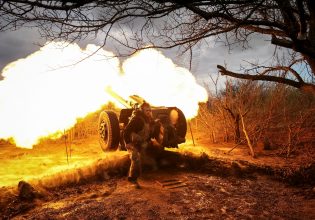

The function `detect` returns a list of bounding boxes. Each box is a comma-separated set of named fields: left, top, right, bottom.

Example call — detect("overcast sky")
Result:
left=0, top=26, right=276, bottom=85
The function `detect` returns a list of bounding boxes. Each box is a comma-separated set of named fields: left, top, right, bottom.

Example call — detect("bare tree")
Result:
left=222, top=81, right=242, bottom=144
left=0, top=0, right=315, bottom=92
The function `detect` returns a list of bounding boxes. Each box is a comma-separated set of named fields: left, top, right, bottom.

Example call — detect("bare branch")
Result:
left=0, top=0, right=314, bottom=92
left=217, top=65, right=315, bottom=94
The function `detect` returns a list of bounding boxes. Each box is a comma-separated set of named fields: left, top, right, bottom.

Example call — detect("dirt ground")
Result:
left=1, top=133, right=315, bottom=219
left=6, top=170, right=315, bottom=220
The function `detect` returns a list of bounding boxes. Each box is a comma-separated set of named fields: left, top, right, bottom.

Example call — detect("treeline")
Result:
left=195, top=79, right=315, bottom=158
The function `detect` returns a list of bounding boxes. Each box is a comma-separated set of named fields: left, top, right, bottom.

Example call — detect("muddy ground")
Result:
left=1, top=134, right=315, bottom=219
left=3, top=170, right=315, bottom=220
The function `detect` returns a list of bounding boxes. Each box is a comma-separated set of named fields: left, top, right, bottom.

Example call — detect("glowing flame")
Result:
left=118, top=49, right=207, bottom=117
left=0, top=42, right=207, bottom=148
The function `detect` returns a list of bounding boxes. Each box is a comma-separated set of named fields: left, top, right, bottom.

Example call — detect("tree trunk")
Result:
left=211, top=130, right=216, bottom=143
left=240, top=114, right=255, bottom=158
left=224, top=126, right=229, bottom=142
left=304, top=56, right=315, bottom=76
left=287, top=125, right=292, bottom=157
left=223, top=114, right=229, bottom=142
left=306, top=0, right=315, bottom=78
left=234, top=114, right=241, bottom=144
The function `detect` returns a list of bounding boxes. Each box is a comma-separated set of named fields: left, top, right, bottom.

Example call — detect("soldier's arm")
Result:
left=123, top=117, right=142, bottom=144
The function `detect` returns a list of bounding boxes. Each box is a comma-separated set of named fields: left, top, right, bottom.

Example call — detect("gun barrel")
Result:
left=105, top=87, right=131, bottom=108
left=129, top=95, right=145, bottom=105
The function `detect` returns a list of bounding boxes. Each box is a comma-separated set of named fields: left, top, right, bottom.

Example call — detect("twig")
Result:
left=225, top=139, right=246, bottom=154
left=64, top=129, right=69, bottom=165
left=188, top=121, right=195, bottom=146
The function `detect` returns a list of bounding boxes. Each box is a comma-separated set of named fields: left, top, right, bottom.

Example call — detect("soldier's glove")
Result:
left=150, top=138, right=160, bottom=147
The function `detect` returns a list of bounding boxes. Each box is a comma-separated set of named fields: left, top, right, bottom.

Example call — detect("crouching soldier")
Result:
left=123, top=102, right=154, bottom=189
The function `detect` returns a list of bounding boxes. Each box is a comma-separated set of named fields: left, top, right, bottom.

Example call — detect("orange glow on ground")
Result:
left=0, top=136, right=126, bottom=187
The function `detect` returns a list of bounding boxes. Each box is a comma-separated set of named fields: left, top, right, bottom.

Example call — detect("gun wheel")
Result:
left=168, top=107, right=187, bottom=140
left=98, top=111, right=120, bottom=152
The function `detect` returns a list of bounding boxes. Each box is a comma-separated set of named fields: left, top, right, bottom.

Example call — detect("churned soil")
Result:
left=3, top=170, right=315, bottom=220
left=1, top=134, right=315, bottom=219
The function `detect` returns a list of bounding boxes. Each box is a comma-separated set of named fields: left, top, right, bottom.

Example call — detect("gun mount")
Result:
left=98, top=88, right=187, bottom=151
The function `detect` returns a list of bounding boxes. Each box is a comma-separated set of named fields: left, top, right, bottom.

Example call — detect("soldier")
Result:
left=123, top=102, right=157, bottom=188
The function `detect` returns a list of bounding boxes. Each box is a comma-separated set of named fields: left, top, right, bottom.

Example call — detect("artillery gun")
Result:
left=98, top=88, right=187, bottom=152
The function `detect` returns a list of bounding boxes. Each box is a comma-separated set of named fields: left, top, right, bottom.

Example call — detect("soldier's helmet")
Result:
left=140, top=101, right=151, bottom=111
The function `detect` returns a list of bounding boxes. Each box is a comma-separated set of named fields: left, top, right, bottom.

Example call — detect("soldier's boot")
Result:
left=127, top=177, right=141, bottom=189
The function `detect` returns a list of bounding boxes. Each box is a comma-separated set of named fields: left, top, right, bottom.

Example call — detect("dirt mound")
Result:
left=1, top=149, right=315, bottom=219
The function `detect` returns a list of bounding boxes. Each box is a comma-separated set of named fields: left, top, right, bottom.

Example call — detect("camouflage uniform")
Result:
left=123, top=109, right=151, bottom=182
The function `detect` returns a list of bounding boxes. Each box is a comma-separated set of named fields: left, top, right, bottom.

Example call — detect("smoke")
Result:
left=0, top=42, right=120, bottom=148
left=0, top=41, right=207, bottom=148
left=118, top=49, right=208, bottom=117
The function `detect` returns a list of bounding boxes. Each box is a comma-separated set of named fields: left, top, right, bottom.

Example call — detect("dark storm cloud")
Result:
left=0, top=29, right=43, bottom=78
left=158, top=34, right=277, bottom=90
left=0, top=24, right=276, bottom=86
left=192, top=35, right=276, bottom=83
